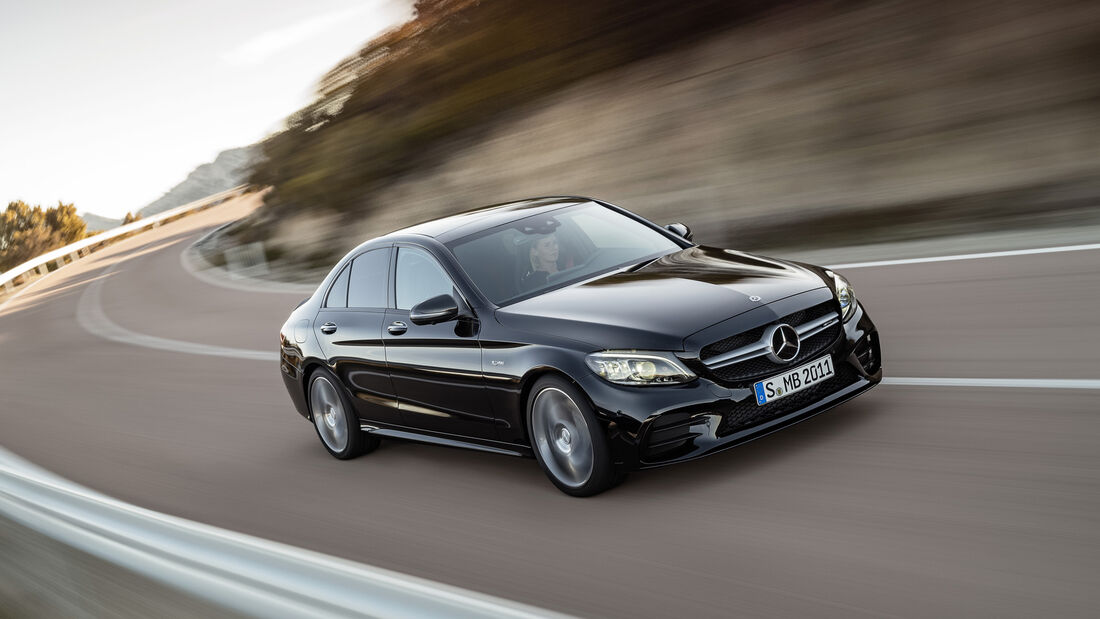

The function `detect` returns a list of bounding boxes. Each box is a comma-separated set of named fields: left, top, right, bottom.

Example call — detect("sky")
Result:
left=0, top=0, right=413, bottom=219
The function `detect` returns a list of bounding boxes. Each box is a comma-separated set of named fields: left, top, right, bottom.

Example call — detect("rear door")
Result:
left=382, top=244, right=497, bottom=440
left=315, top=247, right=401, bottom=426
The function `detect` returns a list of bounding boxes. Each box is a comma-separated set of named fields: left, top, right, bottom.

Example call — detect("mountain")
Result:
left=138, top=145, right=259, bottom=217
left=81, top=212, right=122, bottom=232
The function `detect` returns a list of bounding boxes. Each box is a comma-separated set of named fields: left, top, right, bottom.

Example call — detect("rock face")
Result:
left=351, top=0, right=1100, bottom=249
left=139, top=145, right=260, bottom=217
left=80, top=212, right=122, bottom=233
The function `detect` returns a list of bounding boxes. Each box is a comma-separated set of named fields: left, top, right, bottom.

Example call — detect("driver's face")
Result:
left=534, top=236, right=559, bottom=264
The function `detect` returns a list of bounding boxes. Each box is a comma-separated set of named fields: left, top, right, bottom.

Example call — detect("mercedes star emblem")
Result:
left=765, top=323, right=800, bottom=363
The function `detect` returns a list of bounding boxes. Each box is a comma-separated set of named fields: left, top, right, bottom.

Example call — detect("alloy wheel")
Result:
left=310, top=376, right=349, bottom=453
left=531, top=387, right=594, bottom=488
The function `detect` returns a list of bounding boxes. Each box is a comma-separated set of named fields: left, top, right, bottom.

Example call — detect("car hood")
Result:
left=495, top=246, right=828, bottom=350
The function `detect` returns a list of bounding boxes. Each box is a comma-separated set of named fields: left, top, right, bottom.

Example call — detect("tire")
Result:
left=527, top=375, right=620, bottom=497
left=308, top=367, right=379, bottom=459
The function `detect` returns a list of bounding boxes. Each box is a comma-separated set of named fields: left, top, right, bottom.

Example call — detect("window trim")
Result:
left=392, top=244, right=459, bottom=311
left=323, top=264, right=351, bottom=309
left=391, top=242, right=475, bottom=313
left=322, top=245, right=393, bottom=311
left=346, top=247, right=392, bottom=310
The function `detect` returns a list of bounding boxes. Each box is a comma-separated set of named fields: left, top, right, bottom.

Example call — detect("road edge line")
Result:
left=884, top=377, right=1100, bottom=390
left=828, top=242, right=1100, bottom=269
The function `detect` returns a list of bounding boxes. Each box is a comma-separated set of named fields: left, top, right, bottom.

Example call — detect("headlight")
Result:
left=827, top=270, right=857, bottom=321
left=585, top=351, right=696, bottom=386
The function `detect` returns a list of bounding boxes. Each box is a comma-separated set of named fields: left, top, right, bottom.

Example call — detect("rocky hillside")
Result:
left=139, top=145, right=259, bottom=217
left=78, top=145, right=259, bottom=233
left=347, top=0, right=1100, bottom=251
left=233, top=0, right=1099, bottom=280
left=80, top=212, right=121, bottom=233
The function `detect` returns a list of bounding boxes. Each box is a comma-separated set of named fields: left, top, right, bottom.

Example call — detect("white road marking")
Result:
left=884, top=377, right=1100, bottom=390
left=829, top=242, right=1100, bottom=269
left=76, top=261, right=278, bottom=362
left=72, top=230, right=1100, bottom=382
left=80, top=259, right=1100, bottom=381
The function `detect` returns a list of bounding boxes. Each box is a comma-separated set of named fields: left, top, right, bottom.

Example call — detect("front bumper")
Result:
left=579, top=303, right=881, bottom=470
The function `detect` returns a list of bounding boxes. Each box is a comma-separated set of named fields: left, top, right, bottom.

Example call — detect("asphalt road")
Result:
left=2, top=195, right=1098, bottom=618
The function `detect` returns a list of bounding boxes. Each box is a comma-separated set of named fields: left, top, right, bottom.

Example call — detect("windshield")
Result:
left=447, top=202, right=682, bottom=305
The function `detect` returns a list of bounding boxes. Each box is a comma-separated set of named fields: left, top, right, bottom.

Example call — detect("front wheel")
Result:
left=527, top=376, right=621, bottom=497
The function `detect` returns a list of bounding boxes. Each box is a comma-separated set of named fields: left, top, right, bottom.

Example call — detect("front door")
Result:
left=383, top=245, right=497, bottom=440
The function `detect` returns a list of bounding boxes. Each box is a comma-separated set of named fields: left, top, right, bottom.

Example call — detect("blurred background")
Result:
left=225, top=0, right=1100, bottom=281
left=5, top=0, right=1099, bottom=278
left=3, top=1, right=1100, bottom=617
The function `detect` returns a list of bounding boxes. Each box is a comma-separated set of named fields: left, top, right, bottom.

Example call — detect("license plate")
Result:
left=753, top=355, right=834, bottom=406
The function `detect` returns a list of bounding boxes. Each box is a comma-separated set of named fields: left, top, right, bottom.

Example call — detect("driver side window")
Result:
left=395, top=246, right=455, bottom=310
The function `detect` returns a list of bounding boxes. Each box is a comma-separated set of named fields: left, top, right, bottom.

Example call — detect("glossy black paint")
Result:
left=316, top=306, right=399, bottom=425
left=496, top=245, right=829, bottom=350
left=279, top=197, right=882, bottom=469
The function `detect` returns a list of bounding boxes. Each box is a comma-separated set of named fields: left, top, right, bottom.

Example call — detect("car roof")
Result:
left=387, top=196, right=597, bottom=244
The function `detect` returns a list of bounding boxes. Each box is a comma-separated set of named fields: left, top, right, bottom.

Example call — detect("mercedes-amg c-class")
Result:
left=279, top=197, right=882, bottom=496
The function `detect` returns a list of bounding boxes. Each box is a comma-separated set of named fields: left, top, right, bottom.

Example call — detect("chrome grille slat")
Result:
left=796, top=314, right=839, bottom=340
left=705, top=340, right=770, bottom=369
left=701, top=302, right=839, bottom=371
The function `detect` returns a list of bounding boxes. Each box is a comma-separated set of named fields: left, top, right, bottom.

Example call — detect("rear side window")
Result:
left=348, top=249, right=390, bottom=308
left=325, top=265, right=350, bottom=308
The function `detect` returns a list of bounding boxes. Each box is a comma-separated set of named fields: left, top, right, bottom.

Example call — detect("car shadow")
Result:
left=315, top=394, right=887, bottom=499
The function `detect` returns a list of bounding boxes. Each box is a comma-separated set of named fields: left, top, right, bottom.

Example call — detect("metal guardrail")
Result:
left=0, top=186, right=560, bottom=616
left=0, top=185, right=248, bottom=295
left=0, top=447, right=558, bottom=618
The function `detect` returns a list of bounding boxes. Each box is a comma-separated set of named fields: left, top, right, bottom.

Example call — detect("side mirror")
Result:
left=409, top=293, right=459, bottom=325
left=665, top=222, right=693, bottom=241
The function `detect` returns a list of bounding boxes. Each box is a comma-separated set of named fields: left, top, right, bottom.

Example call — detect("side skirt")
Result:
left=360, top=424, right=530, bottom=458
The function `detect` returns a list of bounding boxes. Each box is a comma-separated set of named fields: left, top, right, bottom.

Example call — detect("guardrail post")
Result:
left=69, top=252, right=80, bottom=262
left=3, top=280, right=12, bottom=294
left=37, top=265, right=48, bottom=276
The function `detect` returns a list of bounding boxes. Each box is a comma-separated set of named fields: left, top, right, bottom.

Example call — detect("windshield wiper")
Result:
left=624, top=257, right=659, bottom=273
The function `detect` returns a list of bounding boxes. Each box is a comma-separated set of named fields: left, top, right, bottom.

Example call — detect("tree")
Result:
left=0, top=200, right=87, bottom=272
left=44, top=202, right=85, bottom=245
left=122, top=211, right=141, bottom=225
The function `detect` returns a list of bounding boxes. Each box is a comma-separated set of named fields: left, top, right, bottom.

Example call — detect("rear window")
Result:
left=324, top=265, right=350, bottom=308
left=348, top=249, right=389, bottom=308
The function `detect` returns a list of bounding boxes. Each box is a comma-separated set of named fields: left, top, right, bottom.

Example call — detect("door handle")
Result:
left=387, top=321, right=407, bottom=335
left=320, top=322, right=337, bottom=335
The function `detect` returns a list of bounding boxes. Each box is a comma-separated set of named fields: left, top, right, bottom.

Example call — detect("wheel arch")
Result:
left=299, top=358, right=330, bottom=421
left=517, top=366, right=597, bottom=441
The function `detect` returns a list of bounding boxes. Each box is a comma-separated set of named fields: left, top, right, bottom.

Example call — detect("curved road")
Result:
left=2, top=195, right=1098, bottom=618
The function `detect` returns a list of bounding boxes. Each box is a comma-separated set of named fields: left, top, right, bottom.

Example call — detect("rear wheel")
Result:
left=528, top=376, right=620, bottom=497
left=309, top=368, right=378, bottom=459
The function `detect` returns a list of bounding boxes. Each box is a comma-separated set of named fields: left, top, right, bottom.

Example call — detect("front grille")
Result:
left=708, top=323, right=841, bottom=384
left=700, top=301, right=836, bottom=362
left=717, top=362, right=861, bottom=437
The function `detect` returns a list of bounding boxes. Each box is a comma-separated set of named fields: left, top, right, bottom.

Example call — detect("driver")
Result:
left=521, top=233, right=559, bottom=288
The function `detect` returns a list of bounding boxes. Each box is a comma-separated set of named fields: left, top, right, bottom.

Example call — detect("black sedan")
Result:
left=279, top=197, right=882, bottom=496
